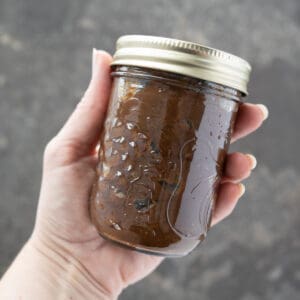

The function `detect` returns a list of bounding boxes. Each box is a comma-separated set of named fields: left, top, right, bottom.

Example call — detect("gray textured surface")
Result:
left=0, top=0, right=300, bottom=299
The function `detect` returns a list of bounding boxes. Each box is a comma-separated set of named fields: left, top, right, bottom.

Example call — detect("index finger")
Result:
left=231, top=103, right=269, bottom=143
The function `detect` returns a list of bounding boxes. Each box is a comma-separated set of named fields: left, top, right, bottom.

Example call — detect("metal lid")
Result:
left=111, top=35, right=251, bottom=95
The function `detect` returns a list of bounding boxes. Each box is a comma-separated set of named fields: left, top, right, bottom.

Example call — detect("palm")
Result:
left=36, top=154, right=162, bottom=293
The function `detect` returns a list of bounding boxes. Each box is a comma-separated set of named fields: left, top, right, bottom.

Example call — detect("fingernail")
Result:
left=246, top=154, right=257, bottom=170
left=239, top=183, right=246, bottom=197
left=257, top=104, right=269, bottom=121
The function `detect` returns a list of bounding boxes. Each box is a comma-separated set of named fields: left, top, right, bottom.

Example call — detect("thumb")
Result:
left=46, top=49, right=112, bottom=167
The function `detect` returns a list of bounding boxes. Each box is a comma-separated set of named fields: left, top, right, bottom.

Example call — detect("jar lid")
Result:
left=111, top=35, right=251, bottom=95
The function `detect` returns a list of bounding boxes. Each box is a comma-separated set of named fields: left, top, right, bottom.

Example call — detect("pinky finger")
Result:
left=211, top=182, right=245, bottom=226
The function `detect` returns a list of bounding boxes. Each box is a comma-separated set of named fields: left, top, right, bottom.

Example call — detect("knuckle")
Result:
left=77, top=90, right=102, bottom=112
left=44, top=138, right=59, bottom=160
left=77, top=89, right=93, bottom=108
left=76, top=98, right=96, bottom=112
left=44, top=137, right=85, bottom=168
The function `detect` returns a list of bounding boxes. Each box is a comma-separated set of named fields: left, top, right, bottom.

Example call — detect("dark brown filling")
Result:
left=90, top=67, right=239, bottom=255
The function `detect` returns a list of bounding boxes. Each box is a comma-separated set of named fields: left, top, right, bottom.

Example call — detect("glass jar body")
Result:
left=89, top=66, right=242, bottom=256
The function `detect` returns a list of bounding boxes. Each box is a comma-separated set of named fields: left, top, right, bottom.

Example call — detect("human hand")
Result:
left=0, top=50, right=268, bottom=300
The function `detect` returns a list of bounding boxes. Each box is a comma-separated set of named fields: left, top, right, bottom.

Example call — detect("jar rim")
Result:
left=111, top=35, right=251, bottom=95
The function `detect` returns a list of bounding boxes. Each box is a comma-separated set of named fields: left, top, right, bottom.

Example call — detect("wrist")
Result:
left=28, top=236, right=115, bottom=300
left=0, top=237, right=115, bottom=300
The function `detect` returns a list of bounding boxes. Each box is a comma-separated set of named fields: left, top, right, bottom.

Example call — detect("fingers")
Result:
left=55, top=49, right=112, bottom=159
left=222, top=152, right=257, bottom=182
left=210, top=102, right=268, bottom=226
left=211, top=152, right=257, bottom=226
left=211, top=182, right=245, bottom=226
left=210, top=152, right=256, bottom=225
left=231, top=103, right=268, bottom=143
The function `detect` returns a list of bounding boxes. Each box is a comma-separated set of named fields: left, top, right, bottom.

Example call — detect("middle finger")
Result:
left=222, top=152, right=257, bottom=182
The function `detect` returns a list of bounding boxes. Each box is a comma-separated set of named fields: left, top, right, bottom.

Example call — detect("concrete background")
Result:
left=0, top=0, right=300, bottom=299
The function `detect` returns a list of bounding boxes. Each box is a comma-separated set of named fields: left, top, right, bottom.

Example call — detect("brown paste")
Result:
left=90, top=66, right=241, bottom=256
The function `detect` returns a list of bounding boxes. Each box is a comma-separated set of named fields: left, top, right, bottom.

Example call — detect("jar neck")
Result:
left=111, top=65, right=244, bottom=102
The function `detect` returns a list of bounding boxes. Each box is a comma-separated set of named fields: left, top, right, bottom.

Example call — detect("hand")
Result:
left=0, top=50, right=268, bottom=300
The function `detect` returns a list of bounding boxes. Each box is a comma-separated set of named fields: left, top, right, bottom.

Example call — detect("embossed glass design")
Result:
left=89, top=66, right=242, bottom=256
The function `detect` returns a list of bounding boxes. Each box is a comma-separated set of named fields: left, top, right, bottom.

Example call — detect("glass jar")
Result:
left=90, top=35, right=251, bottom=256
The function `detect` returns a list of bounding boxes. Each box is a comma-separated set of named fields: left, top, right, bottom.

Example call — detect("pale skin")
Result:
left=0, top=50, right=268, bottom=299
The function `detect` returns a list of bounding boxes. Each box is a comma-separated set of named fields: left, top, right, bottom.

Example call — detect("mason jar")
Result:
left=89, top=35, right=251, bottom=256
